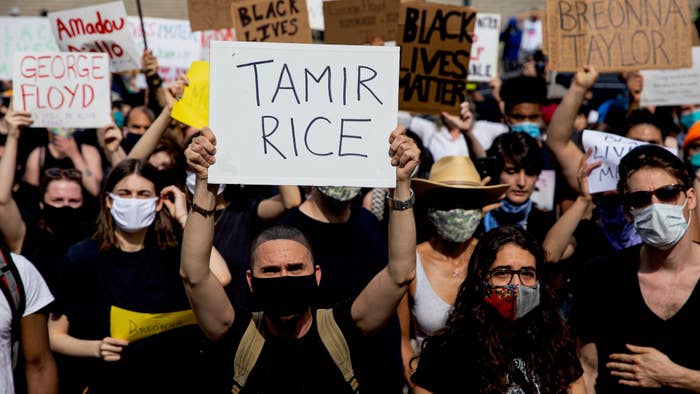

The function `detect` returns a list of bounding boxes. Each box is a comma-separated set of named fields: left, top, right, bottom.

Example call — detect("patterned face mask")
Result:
left=484, top=283, right=541, bottom=320
left=317, top=186, right=361, bottom=202
left=427, top=208, right=482, bottom=243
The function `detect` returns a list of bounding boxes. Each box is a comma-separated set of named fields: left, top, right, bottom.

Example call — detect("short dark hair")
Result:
left=625, top=109, right=665, bottom=140
left=249, top=225, right=314, bottom=268
left=487, top=132, right=543, bottom=176
left=500, top=76, right=547, bottom=116
left=617, top=144, right=692, bottom=195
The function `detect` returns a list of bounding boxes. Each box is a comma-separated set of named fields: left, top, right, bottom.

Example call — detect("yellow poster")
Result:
left=171, top=61, right=209, bottom=129
left=110, top=306, right=198, bottom=343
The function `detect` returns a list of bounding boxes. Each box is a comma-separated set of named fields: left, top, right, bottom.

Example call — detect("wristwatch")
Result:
left=386, top=189, right=415, bottom=210
left=191, top=202, right=216, bottom=218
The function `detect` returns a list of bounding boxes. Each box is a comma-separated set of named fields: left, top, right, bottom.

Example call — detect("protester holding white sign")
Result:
left=12, top=52, right=111, bottom=128
left=208, top=41, right=399, bottom=187
left=48, top=2, right=141, bottom=72
left=582, top=129, right=647, bottom=194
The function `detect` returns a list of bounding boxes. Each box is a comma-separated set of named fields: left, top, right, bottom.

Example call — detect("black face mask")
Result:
left=42, top=205, right=87, bottom=236
left=251, top=273, right=318, bottom=318
left=121, top=132, right=142, bottom=154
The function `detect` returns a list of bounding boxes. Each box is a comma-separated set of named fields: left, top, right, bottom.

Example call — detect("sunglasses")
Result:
left=622, top=184, right=686, bottom=210
left=44, top=168, right=82, bottom=181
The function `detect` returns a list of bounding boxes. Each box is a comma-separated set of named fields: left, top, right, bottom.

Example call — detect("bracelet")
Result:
left=191, top=203, right=216, bottom=218
left=386, top=189, right=415, bottom=211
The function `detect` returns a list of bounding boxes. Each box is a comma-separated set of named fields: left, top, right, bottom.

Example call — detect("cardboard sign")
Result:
left=323, top=0, right=400, bottom=44
left=582, top=129, right=645, bottom=193
left=13, top=52, right=111, bottom=128
left=172, top=61, right=210, bottom=129
left=468, top=13, right=500, bottom=82
left=188, top=0, right=236, bottom=31
left=48, top=2, right=141, bottom=72
left=0, top=17, right=59, bottom=80
left=208, top=41, right=399, bottom=186
left=231, top=0, right=313, bottom=42
left=397, top=1, right=476, bottom=114
left=110, top=306, right=197, bottom=342
left=544, top=0, right=692, bottom=72
left=640, top=46, right=700, bottom=106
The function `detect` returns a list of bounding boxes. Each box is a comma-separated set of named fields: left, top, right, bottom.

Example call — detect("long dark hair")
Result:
left=93, top=159, right=178, bottom=251
left=421, top=226, right=581, bottom=393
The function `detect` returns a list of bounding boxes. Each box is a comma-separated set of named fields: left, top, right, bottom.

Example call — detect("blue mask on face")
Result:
left=681, top=110, right=700, bottom=130
left=511, top=122, right=541, bottom=139
left=113, top=111, right=125, bottom=129
left=690, top=153, right=700, bottom=175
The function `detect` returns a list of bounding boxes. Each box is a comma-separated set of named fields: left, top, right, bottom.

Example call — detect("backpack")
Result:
left=0, top=241, right=26, bottom=369
left=231, top=309, right=359, bottom=394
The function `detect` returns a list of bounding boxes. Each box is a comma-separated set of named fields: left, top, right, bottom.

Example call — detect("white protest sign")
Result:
left=128, top=17, right=201, bottom=83
left=640, top=47, right=700, bottom=107
left=582, top=130, right=645, bottom=194
left=12, top=52, right=111, bottom=128
left=468, top=13, right=500, bottom=82
left=48, top=2, right=140, bottom=72
left=0, top=17, right=59, bottom=80
left=307, top=0, right=325, bottom=30
left=209, top=41, right=399, bottom=187
left=531, top=169, right=555, bottom=212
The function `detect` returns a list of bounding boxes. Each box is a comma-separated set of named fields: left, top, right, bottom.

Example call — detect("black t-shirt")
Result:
left=278, top=206, right=404, bottom=393
left=571, top=244, right=700, bottom=393
left=217, top=301, right=362, bottom=393
left=412, top=334, right=576, bottom=393
left=55, top=238, right=215, bottom=394
left=213, top=199, right=262, bottom=311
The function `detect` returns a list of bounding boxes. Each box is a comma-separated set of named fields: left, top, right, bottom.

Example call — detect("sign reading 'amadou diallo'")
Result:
left=48, top=1, right=141, bottom=72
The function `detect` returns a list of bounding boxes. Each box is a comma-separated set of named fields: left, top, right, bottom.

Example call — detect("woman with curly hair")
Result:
left=411, top=225, right=585, bottom=394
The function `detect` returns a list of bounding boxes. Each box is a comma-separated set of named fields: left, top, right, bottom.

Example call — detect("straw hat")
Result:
left=413, top=156, right=509, bottom=204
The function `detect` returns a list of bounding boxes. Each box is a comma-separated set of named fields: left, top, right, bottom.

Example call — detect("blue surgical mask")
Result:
left=113, top=111, right=125, bottom=129
left=511, top=122, right=541, bottom=139
left=631, top=199, right=690, bottom=250
left=681, top=110, right=700, bottom=130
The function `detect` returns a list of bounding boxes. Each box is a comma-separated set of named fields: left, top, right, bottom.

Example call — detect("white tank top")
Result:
left=412, top=254, right=453, bottom=347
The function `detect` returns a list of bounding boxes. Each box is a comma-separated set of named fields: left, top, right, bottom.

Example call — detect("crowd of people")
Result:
left=2, top=6, right=700, bottom=394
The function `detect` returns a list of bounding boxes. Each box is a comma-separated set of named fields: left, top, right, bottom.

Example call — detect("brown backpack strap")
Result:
left=232, top=312, right=265, bottom=394
left=316, top=308, right=359, bottom=393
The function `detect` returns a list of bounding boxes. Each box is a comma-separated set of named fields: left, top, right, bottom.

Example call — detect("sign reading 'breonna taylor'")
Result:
left=208, top=41, right=399, bottom=187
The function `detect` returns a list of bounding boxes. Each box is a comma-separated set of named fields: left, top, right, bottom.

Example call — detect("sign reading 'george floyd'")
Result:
left=208, top=41, right=399, bottom=187
left=397, top=1, right=476, bottom=114
left=231, top=0, right=312, bottom=43
left=13, top=52, right=111, bottom=128
left=323, top=0, right=400, bottom=45
left=544, top=0, right=692, bottom=72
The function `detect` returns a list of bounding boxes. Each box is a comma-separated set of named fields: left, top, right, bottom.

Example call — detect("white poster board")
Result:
left=307, top=0, right=325, bottom=30
left=0, top=17, right=59, bottom=80
left=640, top=47, right=700, bottom=107
left=13, top=52, right=111, bottom=128
left=208, top=41, right=399, bottom=186
left=48, top=2, right=140, bottom=72
left=531, top=169, right=555, bottom=212
left=582, top=130, right=646, bottom=194
left=128, top=17, right=201, bottom=83
left=468, top=13, right=500, bottom=82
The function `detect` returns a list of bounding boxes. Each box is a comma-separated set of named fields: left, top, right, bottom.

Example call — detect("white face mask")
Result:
left=631, top=198, right=690, bottom=250
left=186, top=171, right=225, bottom=195
left=109, top=193, right=159, bottom=233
